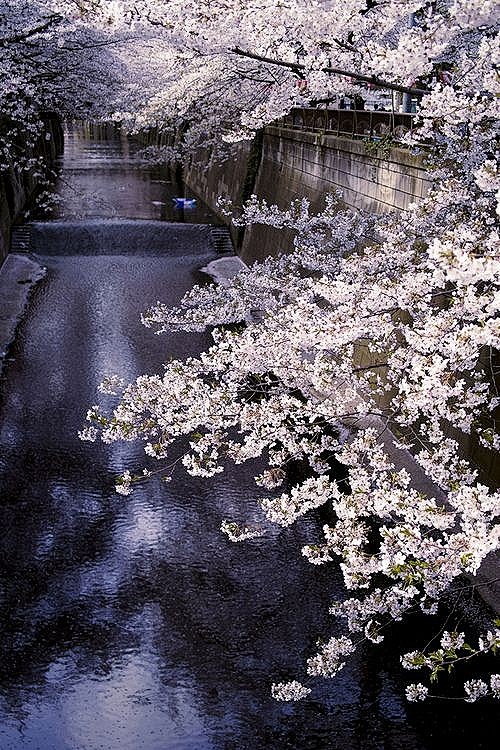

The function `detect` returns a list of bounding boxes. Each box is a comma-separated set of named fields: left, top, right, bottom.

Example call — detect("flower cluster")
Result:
left=405, top=683, right=429, bottom=702
left=400, top=627, right=500, bottom=700
left=220, top=520, right=264, bottom=542
left=271, top=680, right=311, bottom=701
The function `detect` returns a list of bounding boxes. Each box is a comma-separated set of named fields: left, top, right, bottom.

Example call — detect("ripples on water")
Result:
left=0, top=123, right=497, bottom=749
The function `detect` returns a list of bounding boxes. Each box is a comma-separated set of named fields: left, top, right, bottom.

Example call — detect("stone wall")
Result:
left=184, top=123, right=431, bottom=263
left=241, top=126, right=430, bottom=262
left=184, top=134, right=262, bottom=251
left=0, top=114, right=64, bottom=265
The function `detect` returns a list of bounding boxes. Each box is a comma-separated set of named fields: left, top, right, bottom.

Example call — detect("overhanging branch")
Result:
left=231, top=47, right=428, bottom=97
left=0, top=14, right=63, bottom=47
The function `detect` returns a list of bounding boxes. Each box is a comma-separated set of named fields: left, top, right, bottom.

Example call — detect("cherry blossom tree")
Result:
left=0, top=0, right=132, bottom=207
left=26, top=0, right=497, bottom=703
left=101, top=1, right=497, bottom=151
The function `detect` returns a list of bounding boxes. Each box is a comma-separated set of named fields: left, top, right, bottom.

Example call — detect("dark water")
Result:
left=50, top=122, right=217, bottom=224
left=0, top=125, right=497, bottom=749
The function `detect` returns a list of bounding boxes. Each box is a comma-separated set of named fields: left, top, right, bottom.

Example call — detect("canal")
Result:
left=0, top=123, right=496, bottom=749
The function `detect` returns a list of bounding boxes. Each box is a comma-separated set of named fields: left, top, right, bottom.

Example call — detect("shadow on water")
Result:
left=0, top=123, right=497, bottom=749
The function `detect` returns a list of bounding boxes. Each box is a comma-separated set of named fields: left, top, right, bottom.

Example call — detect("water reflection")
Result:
left=51, top=121, right=217, bottom=224
left=0, top=126, right=497, bottom=749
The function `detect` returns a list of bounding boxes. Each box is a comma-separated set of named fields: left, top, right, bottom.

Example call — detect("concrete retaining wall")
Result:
left=0, top=114, right=64, bottom=265
left=241, top=126, right=430, bottom=262
left=184, top=135, right=262, bottom=251
left=184, top=124, right=431, bottom=263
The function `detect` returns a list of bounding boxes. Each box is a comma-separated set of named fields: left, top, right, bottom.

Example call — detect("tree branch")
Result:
left=231, top=47, right=428, bottom=96
left=0, top=14, right=63, bottom=47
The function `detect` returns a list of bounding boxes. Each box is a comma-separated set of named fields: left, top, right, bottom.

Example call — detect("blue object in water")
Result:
left=173, top=197, right=197, bottom=208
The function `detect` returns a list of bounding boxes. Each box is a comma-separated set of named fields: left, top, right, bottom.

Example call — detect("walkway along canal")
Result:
left=0, top=123, right=497, bottom=750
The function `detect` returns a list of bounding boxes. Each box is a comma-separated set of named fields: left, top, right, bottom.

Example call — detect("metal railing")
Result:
left=278, top=108, right=416, bottom=142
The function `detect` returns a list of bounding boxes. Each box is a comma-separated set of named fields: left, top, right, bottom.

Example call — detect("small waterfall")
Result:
left=29, top=220, right=216, bottom=257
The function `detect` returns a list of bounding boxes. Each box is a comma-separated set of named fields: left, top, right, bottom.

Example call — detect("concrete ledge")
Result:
left=0, top=254, right=46, bottom=374
left=200, top=256, right=248, bottom=287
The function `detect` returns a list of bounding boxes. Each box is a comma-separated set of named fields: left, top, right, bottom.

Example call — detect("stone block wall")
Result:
left=239, top=126, right=430, bottom=262
left=184, top=137, right=261, bottom=250
left=184, top=123, right=431, bottom=263
left=255, top=126, right=429, bottom=211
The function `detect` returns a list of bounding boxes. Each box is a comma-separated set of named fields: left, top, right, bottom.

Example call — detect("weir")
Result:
left=28, top=220, right=216, bottom=257
left=0, top=123, right=497, bottom=749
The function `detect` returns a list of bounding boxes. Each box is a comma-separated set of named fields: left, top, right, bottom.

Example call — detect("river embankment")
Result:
left=0, top=114, right=63, bottom=264
left=0, top=254, right=46, bottom=376
left=0, top=114, right=62, bottom=373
